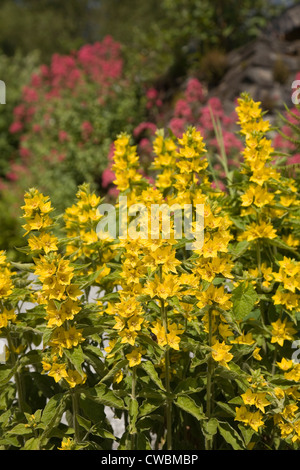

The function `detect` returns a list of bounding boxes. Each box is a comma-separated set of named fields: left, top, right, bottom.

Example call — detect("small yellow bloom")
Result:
left=48, top=363, right=68, bottom=383
left=126, top=348, right=143, bottom=367
left=211, top=340, right=233, bottom=369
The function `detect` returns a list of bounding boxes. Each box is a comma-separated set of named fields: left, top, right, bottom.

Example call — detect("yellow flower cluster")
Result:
left=0, top=250, right=14, bottom=301
left=112, top=133, right=142, bottom=193
left=64, top=183, right=116, bottom=288
left=64, top=184, right=102, bottom=258
left=22, top=189, right=86, bottom=388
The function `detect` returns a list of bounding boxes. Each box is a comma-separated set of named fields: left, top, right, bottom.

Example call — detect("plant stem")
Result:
left=161, top=298, right=172, bottom=450
left=256, top=240, right=262, bottom=277
left=130, top=366, right=137, bottom=450
left=205, top=308, right=213, bottom=450
left=72, top=391, right=81, bottom=444
left=6, top=329, right=25, bottom=414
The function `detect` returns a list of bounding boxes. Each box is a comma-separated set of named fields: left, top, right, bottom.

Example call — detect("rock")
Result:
left=210, top=4, right=300, bottom=115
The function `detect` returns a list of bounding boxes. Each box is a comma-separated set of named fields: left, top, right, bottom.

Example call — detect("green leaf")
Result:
left=216, top=401, right=237, bottom=417
left=88, top=383, right=125, bottom=409
left=174, top=377, right=204, bottom=395
left=202, top=418, right=218, bottom=439
left=7, top=423, right=33, bottom=436
left=76, top=415, right=91, bottom=432
left=238, top=424, right=254, bottom=447
left=142, top=361, right=166, bottom=391
left=136, top=433, right=152, bottom=450
left=128, top=397, right=139, bottom=434
left=63, top=345, right=84, bottom=375
left=41, top=393, right=65, bottom=426
left=217, top=421, right=244, bottom=450
left=174, top=396, right=205, bottom=421
left=231, top=281, right=258, bottom=321
left=99, top=359, right=127, bottom=384
left=39, top=394, right=67, bottom=448
left=10, top=262, right=34, bottom=272
left=0, top=365, right=17, bottom=386
left=94, top=426, right=116, bottom=440
left=139, top=398, right=164, bottom=417
left=22, top=437, right=42, bottom=450
left=228, top=240, right=249, bottom=259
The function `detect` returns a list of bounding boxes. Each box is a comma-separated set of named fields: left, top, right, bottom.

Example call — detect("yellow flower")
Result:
left=104, top=338, right=117, bottom=358
left=274, top=387, right=285, bottom=399
left=150, top=320, right=167, bottom=348
left=241, top=186, right=256, bottom=207
left=63, top=326, right=84, bottom=349
left=144, top=274, right=182, bottom=300
left=0, top=271, right=14, bottom=299
left=48, top=363, right=68, bottom=383
left=144, top=245, right=181, bottom=274
left=254, top=392, right=271, bottom=413
left=58, top=437, right=75, bottom=450
left=241, top=389, right=256, bottom=406
left=127, top=315, right=144, bottom=332
left=28, top=232, right=58, bottom=254
left=166, top=323, right=184, bottom=350
left=272, top=290, right=299, bottom=311
left=284, top=364, right=300, bottom=382
left=65, top=369, right=86, bottom=388
left=235, top=406, right=249, bottom=426
left=113, top=370, right=123, bottom=383
left=230, top=332, right=255, bottom=345
left=119, top=329, right=138, bottom=346
left=276, top=357, right=293, bottom=371
left=126, top=348, right=143, bottom=367
left=242, top=221, right=277, bottom=242
left=211, top=340, right=233, bottom=368
left=253, top=348, right=262, bottom=361
left=271, top=318, right=297, bottom=347
left=253, top=186, right=274, bottom=208
left=247, top=410, right=264, bottom=432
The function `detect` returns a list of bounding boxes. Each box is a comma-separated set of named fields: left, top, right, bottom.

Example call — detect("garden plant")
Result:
left=0, top=92, right=299, bottom=450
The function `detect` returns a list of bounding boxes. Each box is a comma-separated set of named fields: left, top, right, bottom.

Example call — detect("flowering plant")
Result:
left=102, top=77, right=244, bottom=194
left=2, top=37, right=146, bottom=216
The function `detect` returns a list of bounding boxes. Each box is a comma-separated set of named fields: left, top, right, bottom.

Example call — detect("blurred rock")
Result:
left=211, top=3, right=300, bottom=116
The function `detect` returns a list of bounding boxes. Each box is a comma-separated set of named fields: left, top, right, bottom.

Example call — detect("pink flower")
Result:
left=185, top=78, right=204, bottom=103
left=59, top=130, right=70, bottom=142
left=9, top=121, right=23, bottom=133
left=19, top=147, right=31, bottom=159
left=102, top=168, right=115, bottom=188
left=133, top=122, right=156, bottom=138
left=6, top=171, right=19, bottom=181
left=81, top=121, right=94, bottom=140
left=211, top=180, right=226, bottom=192
left=146, top=88, right=158, bottom=100
left=108, top=186, right=119, bottom=198
left=13, top=105, right=26, bottom=119
left=289, top=153, right=300, bottom=165
left=169, top=118, right=185, bottom=137
left=22, top=86, right=38, bottom=103
left=32, top=124, right=42, bottom=133
left=174, top=99, right=193, bottom=120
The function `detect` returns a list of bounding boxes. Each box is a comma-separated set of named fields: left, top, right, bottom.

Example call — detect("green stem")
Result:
left=71, top=391, right=81, bottom=444
left=130, top=366, right=137, bottom=450
left=256, top=240, right=262, bottom=278
left=205, top=308, right=213, bottom=450
left=161, top=298, right=172, bottom=451
left=6, top=329, right=25, bottom=414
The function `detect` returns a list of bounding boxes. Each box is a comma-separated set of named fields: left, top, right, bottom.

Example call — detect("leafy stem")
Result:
left=160, top=297, right=172, bottom=451
left=71, top=390, right=81, bottom=444
left=205, top=307, right=214, bottom=450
